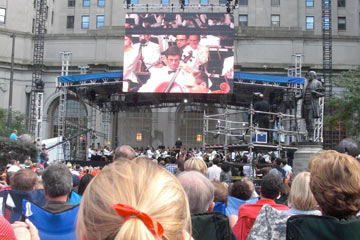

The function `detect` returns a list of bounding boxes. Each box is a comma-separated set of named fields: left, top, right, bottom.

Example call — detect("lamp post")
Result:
left=7, top=33, right=15, bottom=128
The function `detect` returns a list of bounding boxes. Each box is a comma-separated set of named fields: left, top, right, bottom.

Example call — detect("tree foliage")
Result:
left=326, top=67, right=360, bottom=137
left=0, top=137, right=37, bottom=167
left=0, top=108, right=29, bottom=138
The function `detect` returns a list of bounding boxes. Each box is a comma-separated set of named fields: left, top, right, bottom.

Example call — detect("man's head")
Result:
left=114, top=145, right=136, bottom=160
left=260, top=174, right=283, bottom=200
left=165, top=46, right=182, bottom=70
left=13, top=130, right=18, bottom=134
left=176, top=34, right=188, bottom=50
left=308, top=71, right=317, bottom=81
left=12, top=169, right=38, bottom=191
left=231, top=180, right=253, bottom=200
left=42, top=164, right=73, bottom=200
left=139, top=34, right=151, bottom=44
left=124, top=35, right=132, bottom=48
left=184, top=71, right=209, bottom=93
left=188, top=35, right=200, bottom=49
left=178, top=171, right=214, bottom=214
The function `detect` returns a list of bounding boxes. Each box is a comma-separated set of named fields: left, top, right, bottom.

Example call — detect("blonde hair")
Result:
left=309, top=150, right=360, bottom=219
left=287, top=172, right=317, bottom=211
left=184, top=157, right=207, bottom=175
left=77, top=157, right=191, bottom=240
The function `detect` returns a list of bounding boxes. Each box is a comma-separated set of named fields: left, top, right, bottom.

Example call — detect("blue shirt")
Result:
left=10, top=133, right=17, bottom=141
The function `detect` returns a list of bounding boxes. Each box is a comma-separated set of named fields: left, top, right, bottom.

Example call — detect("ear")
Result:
left=207, top=202, right=215, bottom=212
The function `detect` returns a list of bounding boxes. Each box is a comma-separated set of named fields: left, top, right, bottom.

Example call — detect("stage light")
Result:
left=35, top=79, right=44, bottom=90
left=184, top=98, right=188, bottom=103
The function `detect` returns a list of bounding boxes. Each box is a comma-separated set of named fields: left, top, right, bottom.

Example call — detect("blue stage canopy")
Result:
left=58, top=71, right=304, bottom=85
left=59, top=71, right=123, bottom=83
left=235, top=72, right=305, bottom=84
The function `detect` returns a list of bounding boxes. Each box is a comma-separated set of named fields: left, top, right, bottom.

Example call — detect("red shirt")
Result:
left=232, top=198, right=289, bottom=240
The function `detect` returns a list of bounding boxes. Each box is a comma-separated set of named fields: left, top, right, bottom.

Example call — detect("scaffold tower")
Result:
left=29, top=0, right=47, bottom=139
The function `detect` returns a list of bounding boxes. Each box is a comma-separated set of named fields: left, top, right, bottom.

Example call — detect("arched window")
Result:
left=118, top=107, right=152, bottom=148
left=49, top=98, right=88, bottom=160
left=176, top=104, right=219, bottom=149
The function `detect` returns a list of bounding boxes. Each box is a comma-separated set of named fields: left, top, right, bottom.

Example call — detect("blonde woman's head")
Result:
left=184, top=157, right=207, bottom=175
left=77, top=157, right=191, bottom=240
left=288, top=172, right=317, bottom=211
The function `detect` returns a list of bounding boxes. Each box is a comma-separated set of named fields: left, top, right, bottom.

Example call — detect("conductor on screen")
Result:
left=138, top=46, right=188, bottom=93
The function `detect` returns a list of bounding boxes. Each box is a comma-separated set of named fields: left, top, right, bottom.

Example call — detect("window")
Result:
left=200, top=0, right=208, bottom=4
left=239, top=15, right=248, bottom=26
left=306, top=16, right=314, bottom=30
left=271, top=0, right=280, bottom=6
left=338, top=17, right=346, bottom=30
left=271, top=15, right=280, bottom=27
left=219, top=0, right=227, bottom=4
left=51, top=11, right=54, bottom=25
left=98, top=0, right=105, bottom=6
left=238, top=0, right=248, bottom=5
left=83, top=0, right=90, bottom=7
left=0, top=8, right=5, bottom=24
left=68, top=0, right=75, bottom=7
left=130, top=0, right=138, bottom=4
left=306, top=0, right=314, bottom=7
left=67, top=16, right=74, bottom=28
left=96, top=15, right=104, bottom=28
left=81, top=15, right=89, bottom=29
left=161, top=0, right=169, bottom=4
left=338, top=0, right=345, bottom=7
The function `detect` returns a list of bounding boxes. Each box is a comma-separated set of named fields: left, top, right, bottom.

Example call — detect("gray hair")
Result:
left=42, top=164, right=73, bottom=198
left=177, top=171, right=214, bottom=214
left=114, top=145, right=136, bottom=160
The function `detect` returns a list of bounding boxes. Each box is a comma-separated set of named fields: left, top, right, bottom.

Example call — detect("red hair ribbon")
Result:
left=111, top=203, right=164, bottom=238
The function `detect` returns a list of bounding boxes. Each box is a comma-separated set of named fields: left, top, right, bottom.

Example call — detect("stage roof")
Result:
left=58, top=71, right=305, bottom=85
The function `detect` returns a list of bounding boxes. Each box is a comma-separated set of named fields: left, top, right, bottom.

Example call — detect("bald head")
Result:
left=114, top=145, right=136, bottom=160
left=178, top=171, right=214, bottom=214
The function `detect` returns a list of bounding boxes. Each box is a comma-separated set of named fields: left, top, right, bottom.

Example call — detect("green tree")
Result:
left=0, top=108, right=29, bottom=138
left=326, top=67, right=360, bottom=137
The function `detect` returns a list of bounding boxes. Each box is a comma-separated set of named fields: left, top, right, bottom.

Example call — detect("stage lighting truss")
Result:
left=123, top=2, right=238, bottom=10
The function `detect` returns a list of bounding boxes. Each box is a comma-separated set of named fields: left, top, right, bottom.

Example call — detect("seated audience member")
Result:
left=165, top=156, right=178, bottom=174
left=309, top=150, right=360, bottom=220
left=285, top=151, right=360, bottom=240
left=178, top=171, right=236, bottom=240
left=12, top=169, right=38, bottom=192
left=42, top=164, right=77, bottom=213
left=220, top=162, right=232, bottom=186
left=113, top=145, right=136, bottom=160
left=184, top=157, right=207, bottom=175
left=226, top=178, right=259, bottom=218
left=247, top=172, right=320, bottom=240
left=77, top=174, right=94, bottom=196
left=232, top=174, right=289, bottom=240
left=178, top=171, right=214, bottom=214
left=76, top=157, right=191, bottom=240
left=213, top=182, right=228, bottom=214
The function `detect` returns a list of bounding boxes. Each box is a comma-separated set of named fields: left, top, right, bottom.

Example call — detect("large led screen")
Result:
left=123, top=13, right=234, bottom=94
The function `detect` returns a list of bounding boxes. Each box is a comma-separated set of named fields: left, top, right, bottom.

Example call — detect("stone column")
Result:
left=293, top=143, right=323, bottom=176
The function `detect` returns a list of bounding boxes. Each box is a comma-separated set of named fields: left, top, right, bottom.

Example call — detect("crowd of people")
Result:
left=0, top=142, right=360, bottom=239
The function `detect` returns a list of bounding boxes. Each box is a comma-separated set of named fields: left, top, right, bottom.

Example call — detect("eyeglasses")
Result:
left=176, top=39, right=187, bottom=41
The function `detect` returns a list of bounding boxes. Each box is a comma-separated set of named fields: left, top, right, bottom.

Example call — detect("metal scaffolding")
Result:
left=29, top=0, right=47, bottom=139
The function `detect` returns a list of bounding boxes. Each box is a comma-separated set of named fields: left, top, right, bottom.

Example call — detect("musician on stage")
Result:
left=133, top=34, right=161, bottom=72
left=138, top=46, right=189, bottom=93
left=182, top=34, right=209, bottom=72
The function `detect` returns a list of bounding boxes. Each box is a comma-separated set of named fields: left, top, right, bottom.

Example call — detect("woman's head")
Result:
left=287, top=172, right=317, bottom=211
left=309, top=150, right=360, bottom=219
left=77, top=157, right=191, bottom=240
left=77, top=174, right=94, bottom=196
left=184, top=157, right=207, bottom=175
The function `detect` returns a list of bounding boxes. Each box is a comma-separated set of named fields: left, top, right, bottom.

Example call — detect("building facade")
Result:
left=0, top=0, right=359, bottom=155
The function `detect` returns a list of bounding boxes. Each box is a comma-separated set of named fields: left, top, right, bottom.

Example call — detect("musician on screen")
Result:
left=133, top=34, right=160, bottom=72
left=183, top=71, right=210, bottom=93
left=138, top=46, right=188, bottom=93
left=182, top=34, right=209, bottom=72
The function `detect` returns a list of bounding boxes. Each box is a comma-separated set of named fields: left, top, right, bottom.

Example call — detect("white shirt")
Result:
left=207, top=164, right=222, bottom=181
left=182, top=44, right=209, bottom=72
left=138, top=66, right=189, bottom=93
left=123, top=46, right=139, bottom=83
left=133, top=41, right=160, bottom=70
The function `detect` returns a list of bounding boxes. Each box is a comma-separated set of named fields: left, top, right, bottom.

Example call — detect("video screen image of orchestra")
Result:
left=123, top=13, right=234, bottom=94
